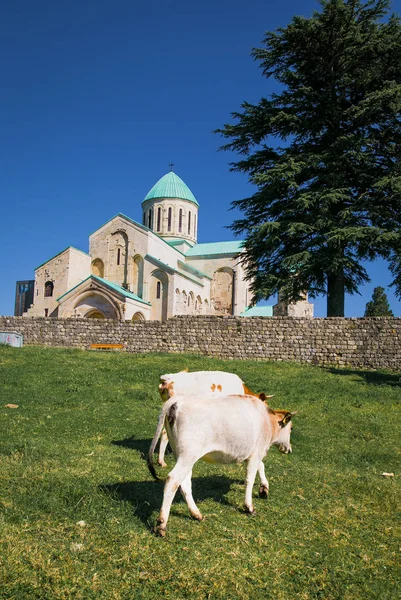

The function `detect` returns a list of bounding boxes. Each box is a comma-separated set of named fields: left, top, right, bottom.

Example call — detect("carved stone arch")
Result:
left=204, top=298, right=209, bottom=314
left=211, top=267, right=234, bottom=315
left=132, top=254, right=144, bottom=297
left=91, top=259, right=104, bottom=278
left=72, top=289, right=122, bottom=320
left=150, top=269, right=169, bottom=321
left=111, top=229, right=129, bottom=289
left=132, top=311, right=145, bottom=322
left=188, top=291, right=195, bottom=311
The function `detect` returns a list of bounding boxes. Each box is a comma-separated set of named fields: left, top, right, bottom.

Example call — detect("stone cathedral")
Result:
left=16, top=170, right=313, bottom=321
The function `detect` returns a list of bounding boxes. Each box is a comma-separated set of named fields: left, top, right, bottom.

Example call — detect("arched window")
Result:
left=196, top=295, right=202, bottom=313
left=194, top=214, right=197, bottom=237
left=117, top=248, right=121, bottom=265
left=179, top=209, right=183, bottom=232
left=157, top=207, right=161, bottom=232
left=143, top=211, right=146, bottom=226
left=188, top=211, right=191, bottom=235
left=148, top=208, right=153, bottom=229
left=156, top=281, right=161, bottom=299
left=92, top=259, right=104, bottom=278
left=44, top=281, right=54, bottom=297
left=168, top=207, right=172, bottom=232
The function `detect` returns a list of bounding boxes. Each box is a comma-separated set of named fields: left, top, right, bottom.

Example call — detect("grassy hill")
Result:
left=0, top=346, right=400, bottom=599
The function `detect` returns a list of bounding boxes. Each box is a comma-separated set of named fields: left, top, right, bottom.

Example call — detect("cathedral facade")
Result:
left=20, top=171, right=259, bottom=321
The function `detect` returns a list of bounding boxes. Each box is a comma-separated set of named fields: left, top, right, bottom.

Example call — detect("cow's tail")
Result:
left=147, top=399, right=176, bottom=481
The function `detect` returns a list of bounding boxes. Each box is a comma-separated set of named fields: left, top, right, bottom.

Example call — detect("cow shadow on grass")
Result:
left=327, top=367, right=401, bottom=387
left=111, top=436, right=152, bottom=458
left=100, top=475, right=235, bottom=530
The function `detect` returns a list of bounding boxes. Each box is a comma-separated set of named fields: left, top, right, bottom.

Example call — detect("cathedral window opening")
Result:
left=157, top=207, right=161, bottom=232
left=143, top=211, right=147, bottom=226
left=188, top=211, right=191, bottom=235
left=168, top=207, right=172, bottom=231
left=44, top=281, right=54, bottom=297
left=148, top=208, right=153, bottom=229
left=117, top=248, right=121, bottom=266
left=194, top=214, right=196, bottom=236
left=44, top=308, right=49, bottom=317
left=92, top=258, right=104, bottom=278
left=179, top=209, right=183, bottom=232
left=156, top=281, right=161, bottom=299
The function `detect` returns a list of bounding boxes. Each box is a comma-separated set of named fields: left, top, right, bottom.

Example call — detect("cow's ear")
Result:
left=278, top=412, right=293, bottom=427
left=259, top=392, right=274, bottom=403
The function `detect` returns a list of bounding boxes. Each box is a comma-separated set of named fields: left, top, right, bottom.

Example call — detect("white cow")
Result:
left=147, top=394, right=295, bottom=536
left=157, top=370, right=272, bottom=467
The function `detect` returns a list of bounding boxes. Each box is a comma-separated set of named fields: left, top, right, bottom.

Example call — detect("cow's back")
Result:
left=160, top=370, right=246, bottom=399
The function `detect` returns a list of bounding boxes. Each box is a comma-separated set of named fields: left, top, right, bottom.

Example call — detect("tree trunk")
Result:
left=327, top=273, right=345, bottom=317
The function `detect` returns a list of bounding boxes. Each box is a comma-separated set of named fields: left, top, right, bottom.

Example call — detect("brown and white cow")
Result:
left=157, top=370, right=272, bottom=467
left=147, top=394, right=295, bottom=536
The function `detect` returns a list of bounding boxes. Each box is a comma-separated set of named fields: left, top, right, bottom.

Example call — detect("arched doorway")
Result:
left=73, top=292, right=120, bottom=320
left=86, top=309, right=106, bottom=319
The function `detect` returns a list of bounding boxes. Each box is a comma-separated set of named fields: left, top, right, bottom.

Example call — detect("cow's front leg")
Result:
left=257, top=461, right=269, bottom=499
left=244, top=456, right=260, bottom=514
left=157, top=428, right=169, bottom=467
left=180, top=470, right=203, bottom=522
left=156, top=459, right=192, bottom=537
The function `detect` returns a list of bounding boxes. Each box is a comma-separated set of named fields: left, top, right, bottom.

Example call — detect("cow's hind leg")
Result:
left=156, top=458, right=193, bottom=537
left=244, top=456, right=260, bottom=514
left=158, top=428, right=169, bottom=467
left=257, top=461, right=269, bottom=499
left=180, top=470, right=203, bottom=522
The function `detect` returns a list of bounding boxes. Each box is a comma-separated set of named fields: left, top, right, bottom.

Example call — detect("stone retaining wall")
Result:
left=1, top=315, right=400, bottom=371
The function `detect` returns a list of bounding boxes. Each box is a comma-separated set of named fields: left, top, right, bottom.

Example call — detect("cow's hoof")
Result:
left=258, top=485, right=269, bottom=499
left=244, top=506, right=255, bottom=516
left=155, top=526, right=167, bottom=537
left=192, top=513, right=204, bottom=522
left=157, top=461, right=168, bottom=468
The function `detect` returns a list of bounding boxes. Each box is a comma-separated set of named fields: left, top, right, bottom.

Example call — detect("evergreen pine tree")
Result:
left=364, top=286, right=394, bottom=316
left=217, top=0, right=401, bottom=316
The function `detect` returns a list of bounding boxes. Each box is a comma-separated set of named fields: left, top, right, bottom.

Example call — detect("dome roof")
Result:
left=143, top=172, right=199, bottom=206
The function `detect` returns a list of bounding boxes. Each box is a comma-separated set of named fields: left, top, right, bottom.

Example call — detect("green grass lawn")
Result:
left=0, top=346, right=400, bottom=600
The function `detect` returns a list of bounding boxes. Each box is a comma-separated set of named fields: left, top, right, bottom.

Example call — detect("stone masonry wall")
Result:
left=1, top=315, right=400, bottom=371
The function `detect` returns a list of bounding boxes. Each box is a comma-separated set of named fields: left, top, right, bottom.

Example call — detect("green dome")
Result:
left=143, top=172, right=199, bottom=206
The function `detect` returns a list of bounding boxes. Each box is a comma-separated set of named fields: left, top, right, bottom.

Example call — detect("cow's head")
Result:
left=158, top=377, right=175, bottom=401
left=271, top=410, right=297, bottom=454
left=159, top=370, right=188, bottom=401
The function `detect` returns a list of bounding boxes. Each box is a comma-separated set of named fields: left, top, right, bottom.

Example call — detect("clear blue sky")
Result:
left=1, top=0, right=400, bottom=317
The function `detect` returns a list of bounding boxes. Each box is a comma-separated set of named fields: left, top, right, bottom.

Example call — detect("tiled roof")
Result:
left=143, top=172, right=199, bottom=206
left=185, top=240, right=244, bottom=257
left=57, top=275, right=150, bottom=305
left=240, top=306, right=273, bottom=317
